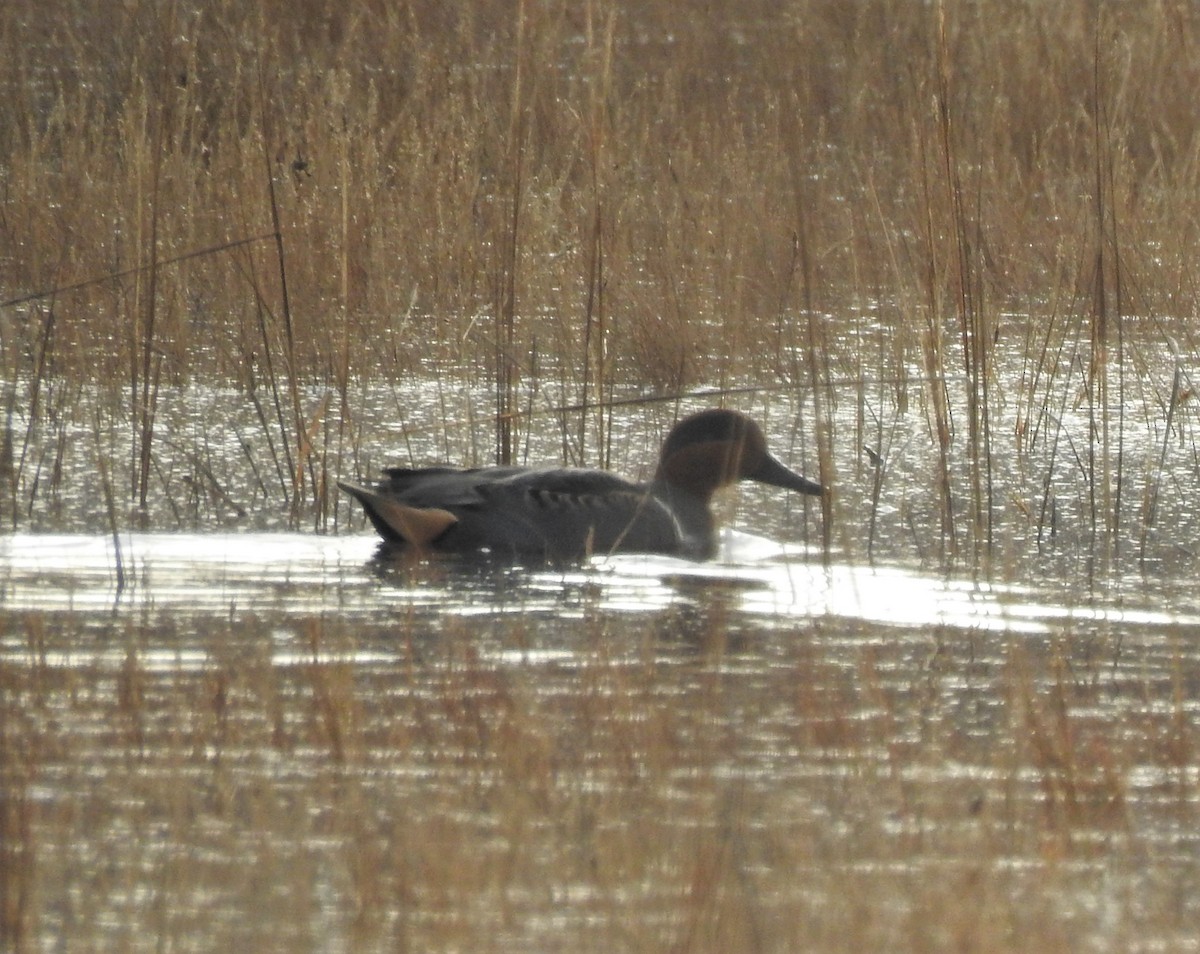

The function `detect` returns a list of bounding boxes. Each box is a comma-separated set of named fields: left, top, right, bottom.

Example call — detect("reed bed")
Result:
left=0, top=0, right=1197, bottom=574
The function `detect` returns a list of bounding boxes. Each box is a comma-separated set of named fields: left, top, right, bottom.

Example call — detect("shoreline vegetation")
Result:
left=1, top=0, right=1197, bottom=578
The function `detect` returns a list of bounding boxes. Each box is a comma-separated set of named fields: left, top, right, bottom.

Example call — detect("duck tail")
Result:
left=337, top=481, right=458, bottom=546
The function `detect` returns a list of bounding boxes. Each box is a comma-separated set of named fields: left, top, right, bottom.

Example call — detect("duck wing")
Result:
left=463, top=468, right=685, bottom=557
left=342, top=466, right=685, bottom=557
left=377, top=466, right=529, bottom=507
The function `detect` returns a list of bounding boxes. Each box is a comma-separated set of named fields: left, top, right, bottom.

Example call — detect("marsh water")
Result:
left=9, top=0, right=1200, bottom=945
left=4, top=515, right=1200, bottom=950
left=3, top=363, right=1200, bottom=951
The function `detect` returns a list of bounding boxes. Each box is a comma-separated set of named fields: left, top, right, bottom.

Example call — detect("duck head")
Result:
left=654, top=408, right=825, bottom=500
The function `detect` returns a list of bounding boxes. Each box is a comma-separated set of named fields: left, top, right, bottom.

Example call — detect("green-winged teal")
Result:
left=338, top=408, right=824, bottom=560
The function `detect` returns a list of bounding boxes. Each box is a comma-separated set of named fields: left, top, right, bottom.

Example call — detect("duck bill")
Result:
left=748, top=453, right=825, bottom=496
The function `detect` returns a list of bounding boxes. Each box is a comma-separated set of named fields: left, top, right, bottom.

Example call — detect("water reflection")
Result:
left=3, top=532, right=1200, bottom=949
left=3, top=530, right=1199, bottom=636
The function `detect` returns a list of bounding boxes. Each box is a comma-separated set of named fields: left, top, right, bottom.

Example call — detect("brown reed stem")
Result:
left=1141, top=340, right=1183, bottom=553
left=1087, top=6, right=1122, bottom=573
left=579, top=5, right=615, bottom=470
left=916, top=120, right=958, bottom=561
left=15, top=301, right=56, bottom=507
left=257, top=60, right=309, bottom=524
left=494, top=0, right=527, bottom=466
left=93, top=406, right=126, bottom=592
left=131, top=8, right=178, bottom=525
left=0, top=394, right=12, bottom=530
left=935, top=0, right=993, bottom=558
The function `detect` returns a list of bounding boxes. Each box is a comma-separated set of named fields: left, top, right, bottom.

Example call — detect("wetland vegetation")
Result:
left=2, top=0, right=1200, bottom=950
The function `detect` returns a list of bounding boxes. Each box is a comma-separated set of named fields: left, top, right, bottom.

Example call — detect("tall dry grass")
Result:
left=0, top=0, right=1198, bottom=571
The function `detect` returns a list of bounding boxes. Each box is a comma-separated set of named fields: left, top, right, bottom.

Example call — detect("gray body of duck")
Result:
left=338, top=408, right=824, bottom=560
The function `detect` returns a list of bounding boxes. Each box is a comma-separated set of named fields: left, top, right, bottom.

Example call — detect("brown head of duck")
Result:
left=648, top=408, right=825, bottom=557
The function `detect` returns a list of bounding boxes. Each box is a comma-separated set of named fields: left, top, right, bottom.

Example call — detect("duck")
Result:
left=338, top=408, right=824, bottom=560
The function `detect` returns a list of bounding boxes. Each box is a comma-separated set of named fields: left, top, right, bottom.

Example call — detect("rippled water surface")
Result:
left=3, top=531, right=1200, bottom=951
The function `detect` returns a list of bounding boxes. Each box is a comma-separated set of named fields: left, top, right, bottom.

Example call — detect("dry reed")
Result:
left=0, top=5, right=1197, bottom=550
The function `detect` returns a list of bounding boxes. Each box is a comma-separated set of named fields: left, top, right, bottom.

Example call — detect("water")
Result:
left=6, top=529, right=1194, bottom=633
left=3, top=530, right=1200, bottom=951
left=2, top=339, right=1198, bottom=950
